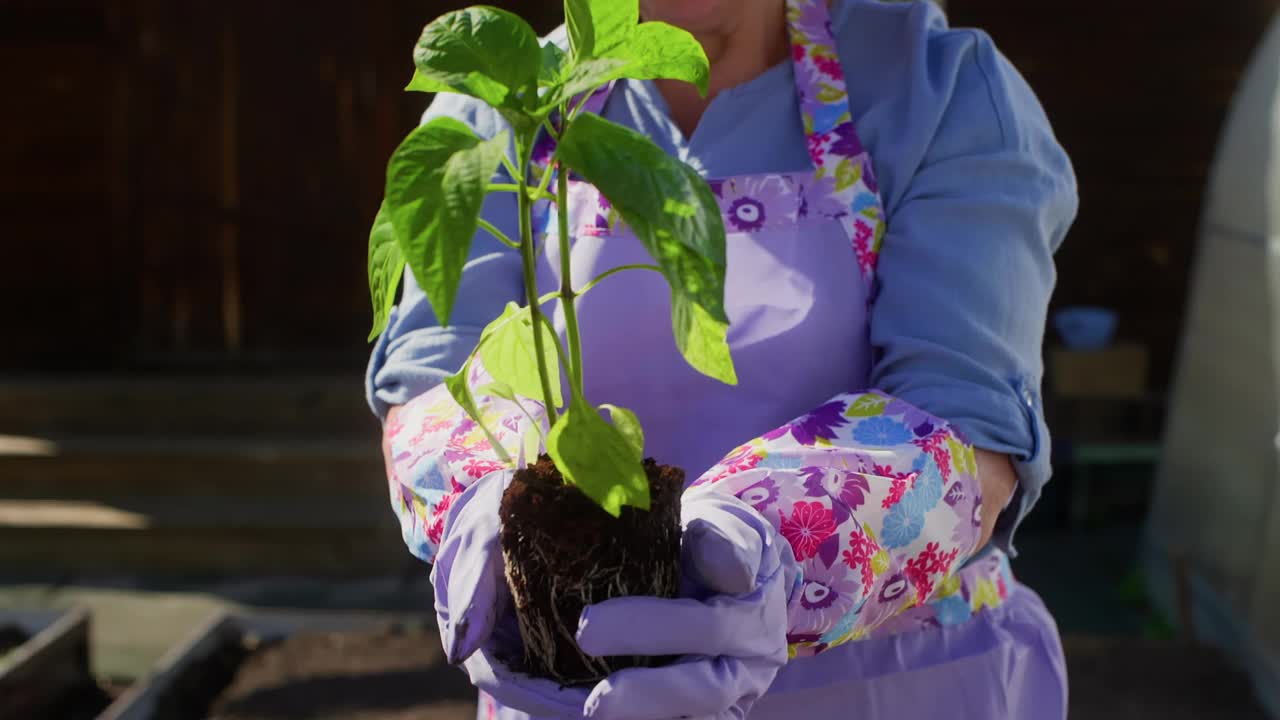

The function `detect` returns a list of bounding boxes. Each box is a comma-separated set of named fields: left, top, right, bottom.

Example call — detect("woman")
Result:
left=370, top=0, right=1078, bottom=717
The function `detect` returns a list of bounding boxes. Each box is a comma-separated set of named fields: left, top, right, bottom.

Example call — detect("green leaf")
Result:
left=845, top=394, right=888, bottom=418
left=834, top=156, right=862, bottom=190
left=547, top=400, right=649, bottom=516
left=671, top=293, right=737, bottom=385
left=564, top=0, right=637, bottom=60
left=445, top=362, right=483, bottom=427
left=543, top=23, right=708, bottom=111
left=413, top=7, right=541, bottom=113
left=610, top=23, right=709, bottom=93
left=385, top=117, right=508, bottom=327
left=543, top=57, right=628, bottom=111
left=444, top=358, right=513, bottom=465
left=600, top=404, right=644, bottom=457
left=558, top=113, right=736, bottom=384
left=539, top=41, right=569, bottom=87
left=367, top=202, right=404, bottom=342
left=478, top=303, right=564, bottom=409
left=476, top=380, right=548, bottom=445
left=815, top=82, right=846, bottom=104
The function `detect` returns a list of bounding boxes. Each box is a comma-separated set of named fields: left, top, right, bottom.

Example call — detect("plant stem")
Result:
left=579, top=264, right=662, bottom=295
left=489, top=183, right=556, bottom=203
left=557, top=160, right=585, bottom=395
left=516, top=135, right=560, bottom=427
left=477, top=218, right=520, bottom=249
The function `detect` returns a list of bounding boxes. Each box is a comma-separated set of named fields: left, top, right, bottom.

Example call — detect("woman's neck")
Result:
left=652, top=4, right=790, bottom=138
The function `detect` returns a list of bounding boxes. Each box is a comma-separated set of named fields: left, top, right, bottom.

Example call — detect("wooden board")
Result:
left=0, top=607, right=94, bottom=719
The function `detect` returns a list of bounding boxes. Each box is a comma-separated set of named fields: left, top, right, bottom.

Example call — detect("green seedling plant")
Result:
left=368, top=0, right=737, bottom=516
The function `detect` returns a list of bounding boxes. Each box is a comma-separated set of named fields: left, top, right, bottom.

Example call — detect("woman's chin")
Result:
left=641, top=0, right=733, bottom=35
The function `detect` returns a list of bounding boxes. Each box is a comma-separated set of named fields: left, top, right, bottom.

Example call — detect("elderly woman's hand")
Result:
left=456, top=489, right=799, bottom=720
left=974, top=449, right=1018, bottom=550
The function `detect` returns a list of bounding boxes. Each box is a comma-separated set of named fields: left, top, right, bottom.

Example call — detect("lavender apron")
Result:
left=476, top=1, right=1069, bottom=716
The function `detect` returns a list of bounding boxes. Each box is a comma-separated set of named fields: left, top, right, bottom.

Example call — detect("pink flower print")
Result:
left=699, top=443, right=763, bottom=485
left=386, top=417, right=405, bottom=439
left=853, top=218, right=877, bottom=271
left=737, top=476, right=780, bottom=512
left=904, top=542, right=961, bottom=603
left=792, top=43, right=806, bottom=63
left=882, top=476, right=909, bottom=510
left=913, top=431, right=952, bottom=480
left=463, top=457, right=505, bottom=479
left=780, top=501, right=837, bottom=561
left=842, top=525, right=881, bottom=594
left=720, top=176, right=793, bottom=232
left=806, top=131, right=830, bottom=167
left=814, top=54, right=842, bottom=79
left=426, top=490, right=458, bottom=546
left=791, top=559, right=860, bottom=633
left=422, top=414, right=453, bottom=434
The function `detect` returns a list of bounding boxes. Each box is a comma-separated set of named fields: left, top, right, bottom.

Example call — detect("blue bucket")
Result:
left=1053, top=306, right=1118, bottom=350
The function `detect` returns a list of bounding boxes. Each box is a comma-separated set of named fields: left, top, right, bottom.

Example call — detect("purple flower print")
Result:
left=720, top=176, right=794, bottom=233
left=531, top=129, right=557, bottom=168
left=801, top=466, right=870, bottom=523
left=856, top=152, right=880, bottom=195
left=873, top=605, right=940, bottom=638
left=885, top=394, right=936, bottom=435
left=828, top=121, right=863, bottom=159
left=727, top=196, right=767, bottom=232
left=793, top=401, right=852, bottom=446
left=793, top=1, right=830, bottom=51
left=790, top=559, right=860, bottom=634
left=798, top=175, right=847, bottom=220
left=737, top=476, right=780, bottom=513
left=853, top=559, right=910, bottom=633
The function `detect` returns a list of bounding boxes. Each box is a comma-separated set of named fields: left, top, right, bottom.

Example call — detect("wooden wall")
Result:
left=0, top=0, right=561, bottom=373
left=947, top=0, right=1279, bottom=389
left=1, top=0, right=1276, bottom=387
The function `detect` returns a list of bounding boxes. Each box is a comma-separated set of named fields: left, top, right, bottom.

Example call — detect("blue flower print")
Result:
left=881, top=502, right=924, bottom=548
left=810, top=102, right=845, bottom=136
left=852, top=416, right=913, bottom=447
left=931, top=595, right=972, bottom=627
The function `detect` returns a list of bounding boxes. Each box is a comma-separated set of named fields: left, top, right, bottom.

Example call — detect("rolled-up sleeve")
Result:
left=868, top=30, right=1078, bottom=556
left=365, top=94, right=525, bottom=421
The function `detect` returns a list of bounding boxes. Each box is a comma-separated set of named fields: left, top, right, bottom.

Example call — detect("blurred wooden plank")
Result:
left=0, top=526, right=409, bottom=577
left=0, top=607, right=93, bottom=720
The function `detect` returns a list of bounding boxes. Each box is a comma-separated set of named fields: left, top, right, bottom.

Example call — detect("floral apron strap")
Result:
left=787, top=0, right=885, bottom=302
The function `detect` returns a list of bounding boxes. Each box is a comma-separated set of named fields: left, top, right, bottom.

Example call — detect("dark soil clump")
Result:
left=500, top=456, right=683, bottom=686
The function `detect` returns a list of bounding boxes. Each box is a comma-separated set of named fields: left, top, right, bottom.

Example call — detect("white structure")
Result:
left=1145, top=12, right=1280, bottom=717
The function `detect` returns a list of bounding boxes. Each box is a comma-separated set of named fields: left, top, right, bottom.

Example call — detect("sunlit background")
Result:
left=1, top=1, right=1278, bottom=718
